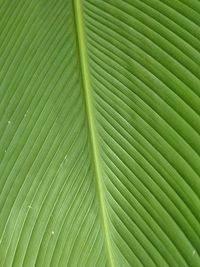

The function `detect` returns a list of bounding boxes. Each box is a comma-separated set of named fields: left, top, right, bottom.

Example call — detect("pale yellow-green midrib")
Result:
left=73, top=0, right=115, bottom=266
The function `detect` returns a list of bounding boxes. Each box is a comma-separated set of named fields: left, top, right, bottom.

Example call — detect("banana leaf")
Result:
left=0, top=0, right=200, bottom=266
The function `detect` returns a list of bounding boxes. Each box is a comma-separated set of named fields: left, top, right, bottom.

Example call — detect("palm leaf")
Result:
left=0, top=0, right=200, bottom=266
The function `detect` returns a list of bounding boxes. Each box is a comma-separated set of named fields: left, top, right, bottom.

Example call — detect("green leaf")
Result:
left=0, top=0, right=200, bottom=266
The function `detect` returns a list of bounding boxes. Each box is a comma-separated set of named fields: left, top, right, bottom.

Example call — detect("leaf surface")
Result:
left=0, top=0, right=200, bottom=266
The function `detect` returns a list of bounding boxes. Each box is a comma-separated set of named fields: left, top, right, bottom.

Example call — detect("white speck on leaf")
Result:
left=8, top=121, right=11, bottom=124
left=28, top=205, right=32, bottom=209
left=193, top=250, right=196, bottom=256
left=52, top=231, right=54, bottom=235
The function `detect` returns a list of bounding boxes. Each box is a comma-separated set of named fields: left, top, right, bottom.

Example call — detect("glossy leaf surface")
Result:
left=0, top=0, right=200, bottom=266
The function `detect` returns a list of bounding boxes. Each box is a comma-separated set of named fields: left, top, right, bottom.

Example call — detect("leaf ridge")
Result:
left=73, top=1, right=114, bottom=266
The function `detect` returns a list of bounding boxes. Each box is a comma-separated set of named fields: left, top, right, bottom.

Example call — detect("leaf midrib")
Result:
left=73, top=1, right=114, bottom=266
